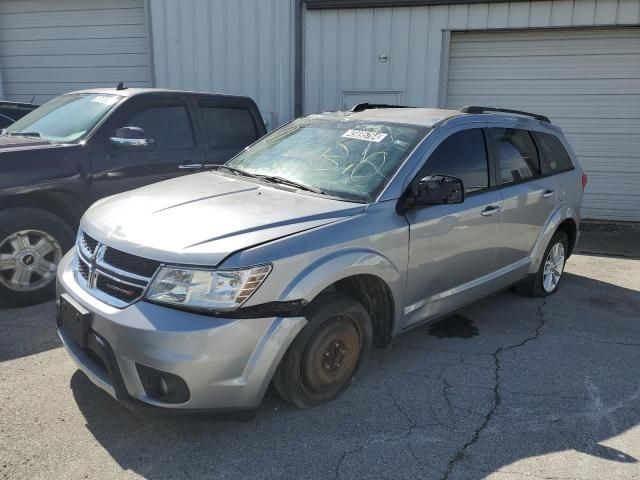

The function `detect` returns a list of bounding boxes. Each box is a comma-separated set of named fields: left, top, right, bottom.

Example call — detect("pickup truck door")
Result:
left=89, top=95, right=205, bottom=200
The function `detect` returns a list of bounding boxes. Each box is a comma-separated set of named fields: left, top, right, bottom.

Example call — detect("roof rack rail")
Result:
left=460, top=105, right=550, bottom=124
left=350, top=102, right=409, bottom=112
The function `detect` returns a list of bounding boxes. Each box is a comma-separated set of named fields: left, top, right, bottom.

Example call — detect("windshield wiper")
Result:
left=182, top=164, right=262, bottom=179
left=255, top=175, right=325, bottom=195
left=8, top=131, right=42, bottom=138
left=206, top=164, right=325, bottom=195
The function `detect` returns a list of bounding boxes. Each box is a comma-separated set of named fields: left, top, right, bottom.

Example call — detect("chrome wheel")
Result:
left=542, top=242, right=565, bottom=293
left=0, top=230, right=62, bottom=292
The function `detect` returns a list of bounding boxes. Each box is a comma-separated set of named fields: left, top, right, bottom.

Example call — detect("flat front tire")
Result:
left=273, top=293, right=372, bottom=408
left=0, top=208, right=75, bottom=307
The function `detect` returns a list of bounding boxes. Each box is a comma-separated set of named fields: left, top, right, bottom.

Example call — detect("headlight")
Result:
left=146, top=265, right=271, bottom=310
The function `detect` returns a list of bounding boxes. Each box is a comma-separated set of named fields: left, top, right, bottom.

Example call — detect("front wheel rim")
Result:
left=542, top=242, right=565, bottom=293
left=301, top=317, right=361, bottom=395
left=0, top=230, right=62, bottom=292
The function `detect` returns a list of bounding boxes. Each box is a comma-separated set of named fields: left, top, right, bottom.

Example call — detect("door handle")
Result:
left=542, top=190, right=555, bottom=198
left=481, top=206, right=501, bottom=217
left=106, top=171, right=124, bottom=178
left=179, top=163, right=204, bottom=170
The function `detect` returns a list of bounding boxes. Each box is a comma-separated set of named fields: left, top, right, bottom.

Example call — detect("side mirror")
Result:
left=404, top=175, right=464, bottom=210
left=110, top=126, right=155, bottom=149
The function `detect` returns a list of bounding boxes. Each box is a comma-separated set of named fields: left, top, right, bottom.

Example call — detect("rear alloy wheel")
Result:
left=515, top=230, right=569, bottom=298
left=0, top=208, right=75, bottom=307
left=273, top=293, right=372, bottom=408
left=542, top=241, right=566, bottom=293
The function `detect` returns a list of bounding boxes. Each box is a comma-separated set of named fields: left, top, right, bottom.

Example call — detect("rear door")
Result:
left=198, top=97, right=265, bottom=164
left=488, top=127, right=557, bottom=269
left=90, top=94, right=204, bottom=199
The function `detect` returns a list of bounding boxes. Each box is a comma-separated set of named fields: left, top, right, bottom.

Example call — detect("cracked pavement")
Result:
left=2, top=253, right=640, bottom=479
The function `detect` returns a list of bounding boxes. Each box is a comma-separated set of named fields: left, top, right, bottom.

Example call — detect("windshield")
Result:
left=4, top=93, right=122, bottom=142
left=227, top=118, right=428, bottom=202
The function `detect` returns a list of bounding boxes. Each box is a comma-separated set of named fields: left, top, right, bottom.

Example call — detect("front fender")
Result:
left=528, top=204, right=578, bottom=274
left=279, top=247, right=404, bottom=325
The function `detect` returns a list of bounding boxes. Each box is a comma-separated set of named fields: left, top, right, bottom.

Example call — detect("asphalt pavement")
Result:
left=1, top=252, right=640, bottom=480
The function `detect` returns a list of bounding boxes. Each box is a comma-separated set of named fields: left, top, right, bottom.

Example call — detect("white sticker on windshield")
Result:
left=342, top=129, right=388, bottom=143
left=91, top=95, right=119, bottom=106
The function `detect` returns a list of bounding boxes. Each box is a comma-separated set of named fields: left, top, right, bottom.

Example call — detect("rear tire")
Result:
left=0, top=208, right=75, bottom=307
left=515, top=230, right=569, bottom=298
left=273, top=293, right=372, bottom=408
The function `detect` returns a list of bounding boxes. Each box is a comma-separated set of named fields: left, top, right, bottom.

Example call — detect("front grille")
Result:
left=77, top=258, right=89, bottom=280
left=81, top=232, right=98, bottom=255
left=103, top=247, right=160, bottom=278
left=75, top=230, right=161, bottom=308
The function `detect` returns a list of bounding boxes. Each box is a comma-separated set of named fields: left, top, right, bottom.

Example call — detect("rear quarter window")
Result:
left=533, top=132, right=574, bottom=175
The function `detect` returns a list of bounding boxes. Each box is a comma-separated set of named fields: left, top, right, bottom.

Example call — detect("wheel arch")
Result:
left=0, top=191, right=84, bottom=230
left=529, top=205, right=580, bottom=274
left=281, top=249, right=403, bottom=348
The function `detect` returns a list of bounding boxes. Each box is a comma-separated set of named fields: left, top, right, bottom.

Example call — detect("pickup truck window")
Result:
left=201, top=106, right=258, bottom=148
left=124, top=105, right=194, bottom=150
left=4, top=93, right=122, bottom=142
left=227, top=118, right=428, bottom=202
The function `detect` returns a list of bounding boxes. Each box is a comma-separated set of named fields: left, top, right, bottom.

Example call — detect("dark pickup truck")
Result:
left=0, top=88, right=266, bottom=306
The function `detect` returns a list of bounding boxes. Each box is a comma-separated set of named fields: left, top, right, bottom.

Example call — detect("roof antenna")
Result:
left=116, top=82, right=126, bottom=91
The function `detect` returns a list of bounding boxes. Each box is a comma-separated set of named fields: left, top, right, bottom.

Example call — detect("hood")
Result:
left=0, top=135, right=54, bottom=151
left=82, top=171, right=365, bottom=266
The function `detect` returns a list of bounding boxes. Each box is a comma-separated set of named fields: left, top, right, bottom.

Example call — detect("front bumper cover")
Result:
left=56, top=250, right=306, bottom=412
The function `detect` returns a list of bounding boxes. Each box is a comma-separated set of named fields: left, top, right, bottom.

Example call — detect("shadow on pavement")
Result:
left=0, top=300, right=59, bottom=362
left=68, top=270, right=640, bottom=479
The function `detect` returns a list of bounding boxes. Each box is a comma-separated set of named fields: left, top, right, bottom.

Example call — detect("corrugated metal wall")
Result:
left=303, top=0, right=640, bottom=113
left=148, top=0, right=295, bottom=128
left=447, top=28, right=640, bottom=221
left=0, top=0, right=151, bottom=103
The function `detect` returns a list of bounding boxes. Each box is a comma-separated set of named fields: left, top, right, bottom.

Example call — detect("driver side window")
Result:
left=419, top=129, right=489, bottom=195
left=123, top=105, right=194, bottom=150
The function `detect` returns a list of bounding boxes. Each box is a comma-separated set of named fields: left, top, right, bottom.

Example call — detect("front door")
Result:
left=404, top=127, right=503, bottom=326
left=89, top=95, right=205, bottom=200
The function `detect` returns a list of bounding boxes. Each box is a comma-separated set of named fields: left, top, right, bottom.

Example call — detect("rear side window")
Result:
left=489, top=128, right=539, bottom=185
left=421, top=128, right=489, bottom=194
left=201, top=106, right=258, bottom=148
left=125, top=105, right=194, bottom=150
left=533, top=132, right=574, bottom=175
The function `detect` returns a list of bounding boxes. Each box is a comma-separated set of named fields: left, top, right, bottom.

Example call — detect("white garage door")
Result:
left=447, top=28, right=640, bottom=222
left=0, top=0, right=151, bottom=104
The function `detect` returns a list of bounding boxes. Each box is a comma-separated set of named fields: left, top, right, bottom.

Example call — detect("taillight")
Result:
left=581, top=173, right=588, bottom=190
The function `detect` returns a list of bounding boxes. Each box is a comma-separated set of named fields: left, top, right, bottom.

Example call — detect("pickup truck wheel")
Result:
left=0, top=208, right=74, bottom=307
left=273, top=293, right=372, bottom=408
left=515, top=230, right=569, bottom=298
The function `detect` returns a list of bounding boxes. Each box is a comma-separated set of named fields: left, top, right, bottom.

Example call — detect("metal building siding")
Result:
left=447, top=28, right=640, bottom=222
left=303, top=0, right=640, bottom=113
left=148, top=0, right=295, bottom=128
left=0, top=0, right=151, bottom=103
left=303, top=0, right=640, bottom=221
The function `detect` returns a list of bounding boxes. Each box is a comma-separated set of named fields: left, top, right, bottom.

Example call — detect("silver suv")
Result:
left=56, top=104, right=586, bottom=412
